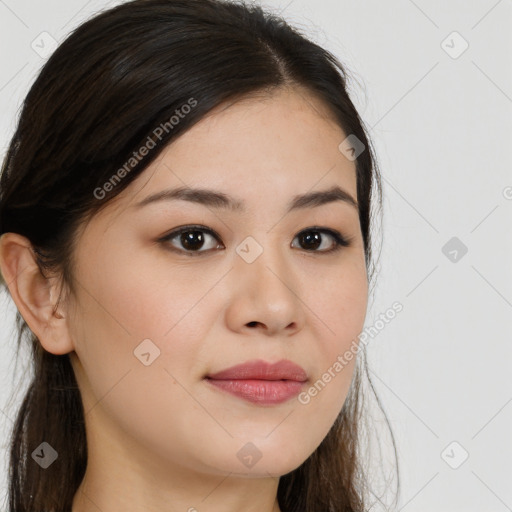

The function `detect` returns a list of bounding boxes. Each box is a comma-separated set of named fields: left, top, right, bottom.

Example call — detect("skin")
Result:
left=0, top=85, right=368, bottom=512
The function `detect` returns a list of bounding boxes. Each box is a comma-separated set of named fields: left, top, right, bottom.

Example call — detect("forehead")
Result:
left=133, top=88, right=354, bottom=196
left=99, top=86, right=358, bottom=223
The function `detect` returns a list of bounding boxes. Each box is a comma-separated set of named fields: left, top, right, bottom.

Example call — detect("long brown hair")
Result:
left=0, top=0, right=399, bottom=510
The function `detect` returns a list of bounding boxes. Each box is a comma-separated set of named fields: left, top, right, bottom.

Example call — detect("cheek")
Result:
left=310, top=258, right=368, bottom=351
left=299, top=259, right=367, bottom=415
left=78, top=239, right=205, bottom=334
left=70, top=248, right=223, bottom=394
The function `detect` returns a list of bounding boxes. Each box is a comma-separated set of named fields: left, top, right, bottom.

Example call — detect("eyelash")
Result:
left=158, top=224, right=352, bottom=257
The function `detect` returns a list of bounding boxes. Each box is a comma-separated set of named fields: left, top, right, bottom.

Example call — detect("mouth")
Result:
left=204, top=359, right=308, bottom=405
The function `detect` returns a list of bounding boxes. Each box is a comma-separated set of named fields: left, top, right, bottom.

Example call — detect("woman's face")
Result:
left=66, top=86, right=368, bottom=480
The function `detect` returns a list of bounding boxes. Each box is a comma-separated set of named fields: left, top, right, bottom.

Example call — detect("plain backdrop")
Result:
left=0, top=1, right=511, bottom=510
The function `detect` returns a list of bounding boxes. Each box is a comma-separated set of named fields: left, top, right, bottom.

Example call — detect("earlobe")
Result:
left=0, top=232, right=74, bottom=355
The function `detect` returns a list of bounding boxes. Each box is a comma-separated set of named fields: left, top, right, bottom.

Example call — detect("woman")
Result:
left=0, top=0, right=398, bottom=510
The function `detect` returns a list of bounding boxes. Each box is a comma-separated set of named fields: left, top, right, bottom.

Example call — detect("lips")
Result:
left=204, top=359, right=308, bottom=405
left=206, top=359, right=308, bottom=382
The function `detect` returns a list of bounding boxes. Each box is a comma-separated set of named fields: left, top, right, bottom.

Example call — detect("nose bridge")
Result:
left=233, top=231, right=297, bottom=301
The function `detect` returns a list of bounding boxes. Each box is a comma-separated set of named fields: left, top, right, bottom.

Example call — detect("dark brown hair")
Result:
left=0, top=0, right=399, bottom=510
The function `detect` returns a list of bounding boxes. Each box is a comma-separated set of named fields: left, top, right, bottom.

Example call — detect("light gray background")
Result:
left=0, top=1, right=511, bottom=510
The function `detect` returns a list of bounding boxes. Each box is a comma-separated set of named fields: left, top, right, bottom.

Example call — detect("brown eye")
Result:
left=160, top=226, right=223, bottom=256
left=159, top=225, right=350, bottom=257
left=292, top=228, right=350, bottom=253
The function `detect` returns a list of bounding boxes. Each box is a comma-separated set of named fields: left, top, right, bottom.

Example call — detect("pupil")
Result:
left=182, top=231, right=204, bottom=251
left=302, top=231, right=320, bottom=250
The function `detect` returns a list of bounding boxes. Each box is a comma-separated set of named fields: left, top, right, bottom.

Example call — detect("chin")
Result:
left=197, top=449, right=307, bottom=478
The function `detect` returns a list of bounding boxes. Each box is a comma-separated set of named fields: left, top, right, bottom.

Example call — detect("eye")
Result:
left=159, top=225, right=223, bottom=256
left=291, top=227, right=351, bottom=254
left=158, top=225, right=351, bottom=256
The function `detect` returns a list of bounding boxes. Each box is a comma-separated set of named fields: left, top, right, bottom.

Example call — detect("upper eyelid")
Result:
left=161, top=224, right=339, bottom=239
left=162, top=225, right=221, bottom=241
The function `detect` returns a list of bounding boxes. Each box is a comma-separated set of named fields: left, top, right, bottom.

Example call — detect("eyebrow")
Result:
left=133, top=184, right=358, bottom=213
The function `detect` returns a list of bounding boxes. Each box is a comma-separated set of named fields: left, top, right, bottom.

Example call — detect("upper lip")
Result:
left=206, top=359, right=308, bottom=382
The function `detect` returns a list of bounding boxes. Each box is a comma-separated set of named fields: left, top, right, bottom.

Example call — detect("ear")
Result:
left=0, top=232, right=74, bottom=355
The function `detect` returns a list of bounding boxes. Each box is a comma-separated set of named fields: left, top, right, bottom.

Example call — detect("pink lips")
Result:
left=205, top=359, right=307, bottom=405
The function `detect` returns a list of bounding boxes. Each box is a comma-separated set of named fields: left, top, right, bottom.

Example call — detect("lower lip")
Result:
left=205, top=378, right=305, bottom=405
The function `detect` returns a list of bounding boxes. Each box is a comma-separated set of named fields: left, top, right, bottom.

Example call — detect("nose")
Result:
left=224, top=238, right=305, bottom=337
